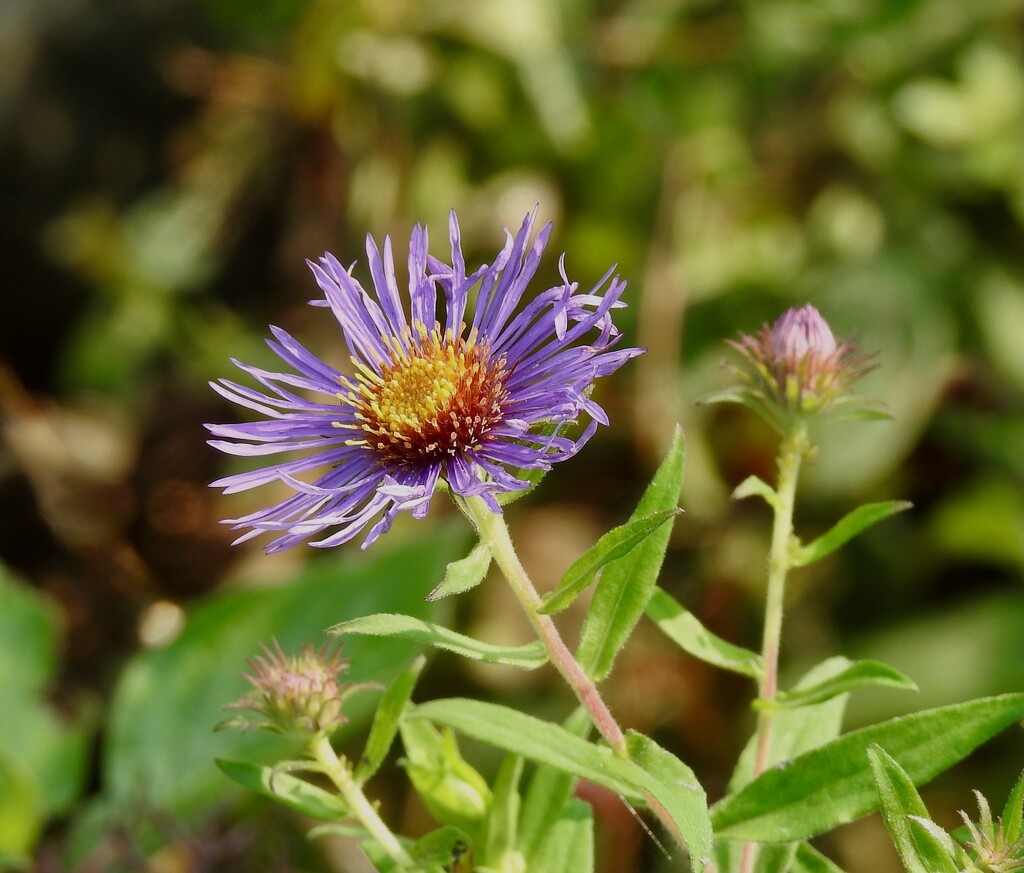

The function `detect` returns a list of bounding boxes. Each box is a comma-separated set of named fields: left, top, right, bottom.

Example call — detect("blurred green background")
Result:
left=1, top=0, right=1022, bottom=870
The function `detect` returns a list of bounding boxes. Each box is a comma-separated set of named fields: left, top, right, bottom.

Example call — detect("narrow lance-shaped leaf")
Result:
left=215, top=758, right=349, bottom=821
left=409, top=698, right=642, bottom=801
left=329, top=613, right=548, bottom=669
left=411, top=699, right=712, bottom=873
left=530, top=800, right=594, bottom=873
left=356, top=656, right=425, bottom=784
left=730, top=657, right=853, bottom=795
left=1002, top=767, right=1024, bottom=844
left=732, top=475, right=778, bottom=508
left=518, top=708, right=592, bottom=867
left=792, top=501, right=912, bottom=567
left=483, top=755, right=524, bottom=870
left=626, top=732, right=714, bottom=872
left=645, top=588, right=763, bottom=680
left=790, top=843, right=849, bottom=873
left=711, top=693, right=1024, bottom=843
left=540, top=510, right=681, bottom=615
left=428, top=542, right=492, bottom=601
left=868, top=744, right=959, bottom=873
left=577, top=426, right=684, bottom=681
left=762, top=660, right=916, bottom=710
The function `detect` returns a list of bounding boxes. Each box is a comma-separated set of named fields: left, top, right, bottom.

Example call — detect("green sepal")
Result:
left=428, top=542, right=492, bottom=601
left=215, top=758, right=349, bottom=820
left=539, top=509, right=681, bottom=615
left=646, top=588, right=763, bottom=680
left=757, top=660, right=917, bottom=710
left=329, top=613, right=548, bottom=669
left=356, top=656, right=425, bottom=784
left=791, top=501, right=912, bottom=567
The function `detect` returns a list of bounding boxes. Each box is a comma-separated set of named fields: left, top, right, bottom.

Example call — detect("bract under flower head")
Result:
left=716, top=303, right=878, bottom=432
left=207, top=210, right=641, bottom=551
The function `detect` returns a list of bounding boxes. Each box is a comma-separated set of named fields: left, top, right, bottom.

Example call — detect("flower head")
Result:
left=223, top=640, right=371, bottom=740
left=208, top=210, right=640, bottom=551
left=716, top=303, right=877, bottom=431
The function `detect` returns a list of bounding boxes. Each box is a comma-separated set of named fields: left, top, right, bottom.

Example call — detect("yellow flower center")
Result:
left=339, top=323, right=509, bottom=464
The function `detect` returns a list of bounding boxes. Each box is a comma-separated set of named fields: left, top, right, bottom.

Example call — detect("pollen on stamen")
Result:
left=342, top=322, right=510, bottom=466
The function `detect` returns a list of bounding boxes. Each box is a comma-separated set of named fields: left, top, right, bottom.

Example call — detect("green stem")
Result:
left=462, top=495, right=629, bottom=757
left=740, top=426, right=810, bottom=873
left=310, top=735, right=415, bottom=868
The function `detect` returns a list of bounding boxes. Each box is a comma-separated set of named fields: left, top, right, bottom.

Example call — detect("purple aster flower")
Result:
left=207, top=210, right=641, bottom=552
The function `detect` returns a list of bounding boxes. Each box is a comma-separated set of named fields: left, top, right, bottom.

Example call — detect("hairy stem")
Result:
left=740, top=427, right=809, bottom=873
left=462, top=495, right=628, bottom=757
left=310, top=735, right=415, bottom=868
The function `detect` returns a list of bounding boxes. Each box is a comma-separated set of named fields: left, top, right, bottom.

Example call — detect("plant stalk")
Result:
left=739, top=426, right=809, bottom=873
left=310, top=734, right=415, bottom=868
left=462, top=495, right=629, bottom=757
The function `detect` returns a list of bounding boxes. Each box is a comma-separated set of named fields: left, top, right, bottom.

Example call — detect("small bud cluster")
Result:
left=721, top=303, right=877, bottom=431
left=961, top=790, right=1024, bottom=873
left=224, top=640, right=370, bottom=740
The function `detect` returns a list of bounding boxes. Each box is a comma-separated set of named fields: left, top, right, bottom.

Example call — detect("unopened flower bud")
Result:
left=222, top=640, right=374, bottom=740
left=720, top=303, right=877, bottom=430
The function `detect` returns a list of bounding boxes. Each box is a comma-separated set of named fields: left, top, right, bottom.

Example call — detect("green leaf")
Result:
left=868, top=745, right=957, bottom=873
left=529, top=799, right=594, bottom=873
left=356, top=656, right=425, bottom=784
left=0, top=753, right=42, bottom=861
left=215, top=758, right=349, bottom=820
left=518, top=708, right=592, bottom=867
left=790, top=843, right=848, bottom=872
left=1001, top=767, right=1024, bottom=844
left=907, top=817, right=965, bottom=871
left=626, top=732, right=713, bottom=872
left=766, top=660, right=917, bottom=710
left=732, top=475, right=778, bottom=508
left=409, top=699, right=642, bottom=801
left=410, top=826, right=473, bottom=869
left=792, top=501, right=912, bottom=567
left=730, top=657, right=853, bottom=794
left=483, top=755, right=524, bottom=870
left=411, top=700, right=712, bottom=872
left=329, top=613, right=548, bottom=669
left=577, top=426, right=684, bottom=681
left=0, top=566, right=89, bottom=822
left=0, top=566, right=57, bottom=699
left=539, top=510, right=681, bottom=615
left=399, top=719, right=491, bottom=843
left=711, top=693, right=1024, bottom=842
left=645, top=588, right=763, bottom=680
left=105, top=532, right=460, bottom=821
left=428, top=542, right=492, bottom=601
